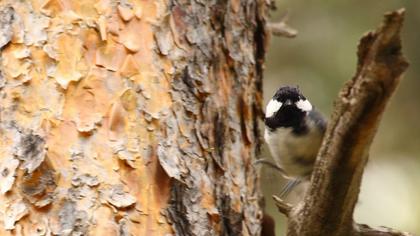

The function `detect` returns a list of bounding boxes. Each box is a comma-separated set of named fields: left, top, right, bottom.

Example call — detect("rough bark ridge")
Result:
left=281, top=9, right=411, bottom=236
left=0, top=0, right=268, bottom=235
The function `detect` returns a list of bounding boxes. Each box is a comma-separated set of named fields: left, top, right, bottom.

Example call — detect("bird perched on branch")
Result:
left=262, top=86, right=327, bottom=197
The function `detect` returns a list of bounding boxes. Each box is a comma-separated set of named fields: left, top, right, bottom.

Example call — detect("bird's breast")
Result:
left=264, top=126, right=322, bottom=177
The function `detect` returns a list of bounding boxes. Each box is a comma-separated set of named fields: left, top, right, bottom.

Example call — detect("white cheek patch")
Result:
left=266, top=99, right=282, bottom=117
left=296, top=99, right=312, bottom=112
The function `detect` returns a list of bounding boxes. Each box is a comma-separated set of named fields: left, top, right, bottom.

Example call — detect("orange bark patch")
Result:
left=118, top=4, right=134, bottom=22
left=62, top=72, right=113, bottom=133
left=95, top=37, right=127, bottom=72
left=52, top=34, right=86, bottom=89
left=119, top=54, right=140, bottom=78
left=1, top=44, right=31, bottom=80
left=118, top=18, right=143, bottom=52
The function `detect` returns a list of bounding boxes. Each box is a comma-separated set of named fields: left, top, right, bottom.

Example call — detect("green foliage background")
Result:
left=261, top=1, right=420, bottom=235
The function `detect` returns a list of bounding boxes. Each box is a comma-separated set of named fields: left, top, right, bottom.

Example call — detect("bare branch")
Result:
left=284, top=8, right=410, bottom=236
left=355, top=224, right=415, bottom=236
left=268, top=22, right=297, bottom=38
left=268, top=10, right=298, bottom=38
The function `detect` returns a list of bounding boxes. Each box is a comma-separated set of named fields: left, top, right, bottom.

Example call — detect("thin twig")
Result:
left=268, top=10, right=298, bottom=38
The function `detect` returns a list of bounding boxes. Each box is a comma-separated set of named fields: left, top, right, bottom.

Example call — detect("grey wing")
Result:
left=308, top=109, right=327, bottom=133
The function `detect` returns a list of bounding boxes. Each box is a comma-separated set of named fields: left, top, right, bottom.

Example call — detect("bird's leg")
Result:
left=254, top=159, right=302, bottom=198
left=253, top=159, right=288, bottom=176
left=279, top=179, right=301, bottom=198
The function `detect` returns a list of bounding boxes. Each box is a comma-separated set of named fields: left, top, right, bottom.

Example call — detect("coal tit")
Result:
left=264, top=86, right=326, bottom=197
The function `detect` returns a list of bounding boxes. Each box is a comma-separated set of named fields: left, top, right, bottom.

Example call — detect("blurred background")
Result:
left=261, top=1, right=420, bottom=235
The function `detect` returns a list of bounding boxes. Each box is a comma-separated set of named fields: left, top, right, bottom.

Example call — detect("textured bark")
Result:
left=0, top=1, right=268, bottom=235
left=283, top=9, right=411, bottom=236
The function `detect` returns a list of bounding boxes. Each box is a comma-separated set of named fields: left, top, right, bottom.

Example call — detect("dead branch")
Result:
left=279, top=8, right=411, bottom=236
left=356, top=224, right=414, bottom=236
left=268, top=10, right=298, bottom=38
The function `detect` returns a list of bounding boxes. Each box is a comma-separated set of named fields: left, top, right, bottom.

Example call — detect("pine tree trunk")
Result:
left=0, top=1, right=268, bottom=235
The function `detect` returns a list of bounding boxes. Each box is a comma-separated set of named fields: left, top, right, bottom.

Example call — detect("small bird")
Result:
left=263, top=86, right=327, bottom=197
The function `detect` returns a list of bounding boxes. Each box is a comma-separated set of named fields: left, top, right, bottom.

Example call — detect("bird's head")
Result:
left=264, top=86, right=312, bottom=130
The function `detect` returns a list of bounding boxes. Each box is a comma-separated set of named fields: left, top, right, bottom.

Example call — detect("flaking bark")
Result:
left=0, top=0, right=269, bottom=235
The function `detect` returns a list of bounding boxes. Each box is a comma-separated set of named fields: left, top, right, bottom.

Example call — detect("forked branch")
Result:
left=277, top=8, right=411, bottom=236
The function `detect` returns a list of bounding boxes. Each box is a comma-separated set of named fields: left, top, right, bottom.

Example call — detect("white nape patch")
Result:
left=296, top=99, right=312, bottom=112
left=266, top=99, right=282, bottom=117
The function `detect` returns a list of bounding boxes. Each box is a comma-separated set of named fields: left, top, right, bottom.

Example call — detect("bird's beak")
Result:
left=284, top=99, right=293, bottom=106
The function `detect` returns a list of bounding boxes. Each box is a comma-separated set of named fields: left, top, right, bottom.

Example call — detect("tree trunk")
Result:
left=0, top=1, right=268, bottom=235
